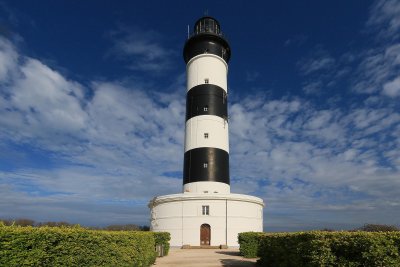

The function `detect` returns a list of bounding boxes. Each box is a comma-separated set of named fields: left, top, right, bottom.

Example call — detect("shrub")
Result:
left=238, top=231, right=400, bottom=267
left=0, top=224, right=157, bottom=267
left=238, top=232, right=266, bottom=258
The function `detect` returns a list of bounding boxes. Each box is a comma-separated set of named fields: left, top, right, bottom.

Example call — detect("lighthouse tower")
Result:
left=149, top=16, right=264, bottom=247
left=183, top=16, right=230, bottom=195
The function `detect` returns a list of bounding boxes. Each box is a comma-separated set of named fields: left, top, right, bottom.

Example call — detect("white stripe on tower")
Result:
left=182, top=17, right=231, bottom=194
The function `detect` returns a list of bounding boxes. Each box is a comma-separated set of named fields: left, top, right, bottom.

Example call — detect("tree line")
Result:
left=320, top=224, right=399, bottom=232
left=0, top=218, right=150, bottom=231
left=2, top=218, right=398, bottom=232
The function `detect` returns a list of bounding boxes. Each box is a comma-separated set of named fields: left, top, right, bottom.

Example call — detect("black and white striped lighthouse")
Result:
left=183, top=16, right=231, bottom=194
left=149, top=16, right=264, bottom=247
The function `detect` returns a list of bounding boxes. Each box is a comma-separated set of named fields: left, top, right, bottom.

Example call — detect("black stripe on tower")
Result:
left=186, top=84, right=227, bottom=121
left=183, top=35, right=230, bottom=64
left=183, top=147, right=229, bottom=184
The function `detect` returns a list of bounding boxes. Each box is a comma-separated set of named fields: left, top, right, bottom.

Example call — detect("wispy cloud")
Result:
left=297, top=1, right=400, bottom=99
left=297, top=48, right=340, bottom=95
left=351, top=0, right=400, bottom=97
left=302, top=80, right=322, bottom=95
left=353, top=44, right=400, bottom=95
left=367, top=0, right=400, bottom=40
left=284, top=34, right=308, bottom=47
left=245, top=70, right=260, bottom=82
left=107, top=26, right=175, bottom=73
left=298, top=49, right=336, bottom=76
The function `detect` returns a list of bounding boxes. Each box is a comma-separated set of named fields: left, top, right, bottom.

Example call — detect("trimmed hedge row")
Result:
left=239, top=231, right=400, bottom=267
left=238, top=232, right=264, bottom=258
left=0, top=224, right=169, bottom=266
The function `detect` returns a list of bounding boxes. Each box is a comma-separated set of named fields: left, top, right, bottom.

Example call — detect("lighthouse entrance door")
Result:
left=200, top=224, right=211, bottom=245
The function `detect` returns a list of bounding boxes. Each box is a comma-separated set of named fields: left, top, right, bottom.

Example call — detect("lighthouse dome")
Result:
left=194, top=16, right=222, bottom=36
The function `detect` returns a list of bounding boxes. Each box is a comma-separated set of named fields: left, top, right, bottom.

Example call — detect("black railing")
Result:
left=187, top=30, right=229, bottom=41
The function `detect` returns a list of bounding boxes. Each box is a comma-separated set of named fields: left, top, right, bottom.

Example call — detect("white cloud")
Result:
left=353, top=44, right=400, bottom=95
left=13, top=59, right=86, bottom=130
left=0, top=35, right=186, bottom=225
left=0, top=37, right=18, bottom=82
left=229, top=91, right=400, bottom=228
left=0, top=60, right=88, bottom=154
left=382, top=76, right=400, bottom=97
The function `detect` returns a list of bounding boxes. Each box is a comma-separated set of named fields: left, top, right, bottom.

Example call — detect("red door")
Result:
left=200, top=224, right=211, bottom=245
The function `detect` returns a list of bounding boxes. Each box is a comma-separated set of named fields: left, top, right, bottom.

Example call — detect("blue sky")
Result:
left=0, top=0, right=399, bottom=231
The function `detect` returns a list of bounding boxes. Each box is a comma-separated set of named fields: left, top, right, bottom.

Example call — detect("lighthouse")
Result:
left=149, top=16, right=264, bottom=247
left=183, top=16, right=230, bottom=195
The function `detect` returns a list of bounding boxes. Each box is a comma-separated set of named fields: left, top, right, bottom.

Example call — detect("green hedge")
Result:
left=0, top=224, right=159, bottom=267
left=239, top=231, right=400, bottom=267
left=238, top=232, right=266, bottom=258
left=153, top=232, right=171, bottom=256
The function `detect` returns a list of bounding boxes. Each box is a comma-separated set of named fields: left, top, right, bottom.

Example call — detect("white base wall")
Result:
left=183, top=181, right=230, bottom=194
left=149, top=193, right=264, bottom=247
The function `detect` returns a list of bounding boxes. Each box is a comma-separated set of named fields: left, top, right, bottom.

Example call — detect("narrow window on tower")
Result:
left=204, top=133, right=208, bottom=139
left=203, top=162, right=208, bottom=168
left=202, top=205, right=210, bottom=215
left=204, top=105, right=208, bottom=112
left=205, top=78, right=209, bottom=84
